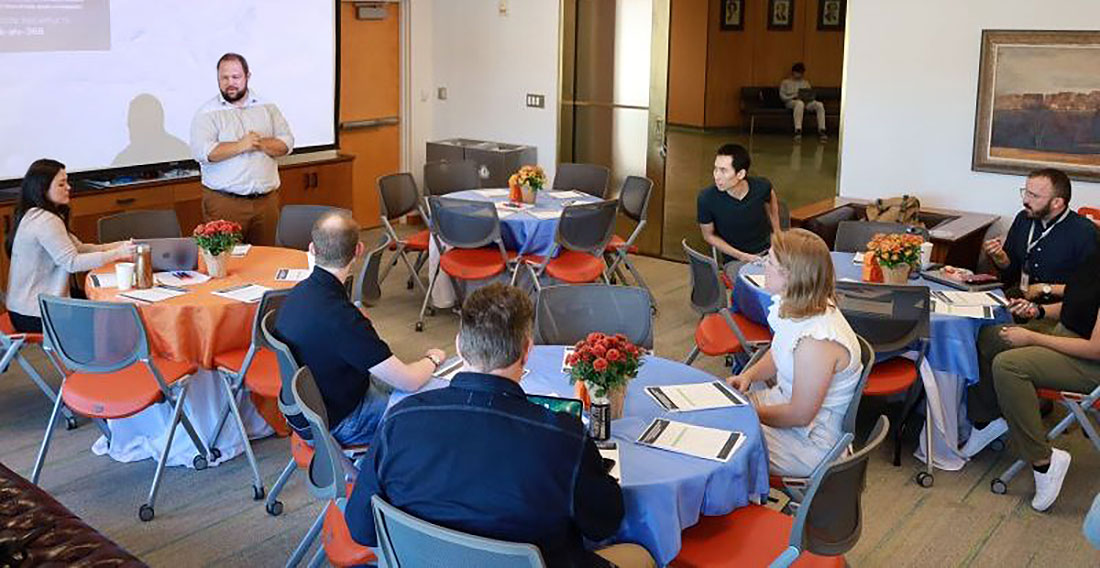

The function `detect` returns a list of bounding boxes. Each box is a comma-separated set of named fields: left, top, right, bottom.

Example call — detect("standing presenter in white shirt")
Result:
left=190, top=53, right=294, bottom=245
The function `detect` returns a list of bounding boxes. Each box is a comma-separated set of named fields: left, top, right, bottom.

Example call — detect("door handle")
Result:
left=115, top=197, right=136, bottom=206
left=311, top=173, right=318, bottom=188
left=304, top=173, right=311, bottom=189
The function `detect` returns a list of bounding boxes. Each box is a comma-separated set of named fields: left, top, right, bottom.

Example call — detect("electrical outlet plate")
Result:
left=437, top=87, right=447, bottom=100
left=525, top=93, right=545, bottom=108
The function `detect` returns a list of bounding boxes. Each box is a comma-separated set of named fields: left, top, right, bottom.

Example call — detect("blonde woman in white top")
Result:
left=4, top=159, right=134, bottom=332
left=727, top=229, right=862, bottom=477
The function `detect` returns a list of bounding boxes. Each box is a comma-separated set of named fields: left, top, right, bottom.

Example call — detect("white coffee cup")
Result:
left=920, top=242, right=934, bottom=269
left=115, top=262, right=135, bottom=291
left=307, top=251, right=315, bottom=273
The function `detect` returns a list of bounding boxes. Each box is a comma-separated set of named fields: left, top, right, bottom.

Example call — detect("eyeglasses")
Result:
left=1020, top=188, right=1050, bottom=201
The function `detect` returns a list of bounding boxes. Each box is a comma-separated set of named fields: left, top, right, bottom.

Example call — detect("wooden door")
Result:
left=340, top=2, right=401, bottom=228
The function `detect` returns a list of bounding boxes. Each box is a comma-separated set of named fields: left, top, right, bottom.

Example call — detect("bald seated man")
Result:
left=275, top=211, right=446, bottom=446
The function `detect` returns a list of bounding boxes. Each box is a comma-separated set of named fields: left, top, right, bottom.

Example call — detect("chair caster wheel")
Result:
left=427, top=307, right=436, bottom=317
left=991, top=478, right=1007, bottom=494
left=252, top=485, right=265, bottom=500
left=266, top=500, right=284, bottom=516
left=139, top=504, right=155, bottom=522
left=915, top=472, right=934, bottom=488
left=65, top=417, right=79, bottom=430
left=415, top=321, right=424, bottom=332
left=210, top=447, right=222, bottom=461
left=193, top=455, right=208, bottom=470
left=990, top=439, right=1005, bottom=452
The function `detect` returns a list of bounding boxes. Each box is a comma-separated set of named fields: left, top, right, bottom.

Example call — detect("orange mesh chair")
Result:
left=605, top=176, right=655, bottom=304
left=990, top=384, right=1100, bottom=496
left=520, top=199, right=619, bottom=292
left=835, top=282, right=934, bottom=487
left=208, top=289, right=292, bottom=502
left=682, top=240, right=772, bottom=368
left=674, top=416, right=888, bottom=568
left=377, top=173, right=430, bottom=294
left=1078, top=206, right=1100, bottom=223
left=290, top=366, right=377, bottom=568
left=0, top=306, right=78, bottom=429
left=418, top=197, right=516, bottom=332
left=31, top=296, right=214, bottom=522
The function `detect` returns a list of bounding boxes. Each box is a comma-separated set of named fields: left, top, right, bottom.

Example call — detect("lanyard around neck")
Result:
left=1026, top=208, right=1070, bottom=254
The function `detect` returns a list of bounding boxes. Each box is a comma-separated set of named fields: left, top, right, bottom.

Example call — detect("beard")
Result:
left=1025, top=201, right=1052, bottom=219
left=221, top=84, right=248, bottom=103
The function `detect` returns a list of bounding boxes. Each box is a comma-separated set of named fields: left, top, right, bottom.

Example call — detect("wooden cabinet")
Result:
left=0, top=154, right=355, bottom=289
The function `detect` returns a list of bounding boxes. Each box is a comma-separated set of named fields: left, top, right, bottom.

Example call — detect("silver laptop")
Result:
left=798, top=88, right=816, bottom=102
left=138, top=238, right=199, bottom=272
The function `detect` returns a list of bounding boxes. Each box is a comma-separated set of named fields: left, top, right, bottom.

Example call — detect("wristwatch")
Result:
left=1041, top=284, right=1053, bottom=302
left=425, top=352, right=443, bottom=369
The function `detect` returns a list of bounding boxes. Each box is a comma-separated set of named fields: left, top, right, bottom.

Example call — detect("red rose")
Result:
left=592, top=344, right=607, bottom=357
left=567, top=354, right=578, bottom=366
left=593, top=358, right=608, bottom=372
left=615, top=333, right=627, bottom=343
left=606, top=348, right=621, bottom=362
left=581, top=350, right=594, bottom=362
left=587, top=332, right=604, bottom=343
left=626, top=344, right=639, bottom=356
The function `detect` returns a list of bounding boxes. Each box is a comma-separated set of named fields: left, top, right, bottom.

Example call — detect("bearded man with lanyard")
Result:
left=965, top=168, right=1098, bottom=458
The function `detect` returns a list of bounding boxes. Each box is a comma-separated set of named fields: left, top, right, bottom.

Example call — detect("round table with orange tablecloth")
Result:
left=85, top=246, right=307, bottom=467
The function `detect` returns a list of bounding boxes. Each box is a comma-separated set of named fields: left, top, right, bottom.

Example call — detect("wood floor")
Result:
left=1, top=230, right=1097, bottom=567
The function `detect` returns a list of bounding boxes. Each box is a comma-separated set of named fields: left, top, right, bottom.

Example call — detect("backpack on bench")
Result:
left=866, top=195, right=923, bottom=227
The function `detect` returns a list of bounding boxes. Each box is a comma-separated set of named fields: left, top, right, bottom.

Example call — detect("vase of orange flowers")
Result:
left=568, top=332, right=644, bottom=440
left=866, top=232, right=923, bottom=284
left=193, top=220, right=243, bottom=278
left=508, top=164, right=547, bottom=205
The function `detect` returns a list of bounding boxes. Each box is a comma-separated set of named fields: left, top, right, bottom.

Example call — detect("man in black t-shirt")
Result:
left=275, top=211, right=446, bottom=446
left=967, top=253, right=1100, bottom=512
left=697, top=143, right=781, bottom=279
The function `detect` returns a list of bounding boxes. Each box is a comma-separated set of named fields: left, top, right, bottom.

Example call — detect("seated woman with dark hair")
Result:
left=5, top=159, right=134, bottom=332
left=726, top=229, right=863, bottom=477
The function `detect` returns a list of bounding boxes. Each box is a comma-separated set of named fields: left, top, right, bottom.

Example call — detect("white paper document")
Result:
left=274, top=268, right=311, bottom=282
left=231, top=244, right=252, bottom=257
left=744, top=274, right=766, bottom=288
left=211, top=283, right=271, bottom=304
left=117, top=286, right=189, bottom=304
left=636, top=418, right=744, bottom=463
left=154, top=271, right=211, bottom=287
left=474, top=188, right=511, bottom=198
left=548, top=190, right=587, bottom=200
left=561, top=347, right=576, bottom=373
left=598, top=445, right=622, bottom=482
left=930, top=299, right=996, bottom=319
left=852, top=252, right=865, bottom=264
left=931, top=290, right=1006, bottom=307
left=528, top=210, right=563, bottom=220
left=645, top=381, right=747, bottom=412
left=434, top=356, right=464, bottom=380
left=89, top=273, right=117, bottom=288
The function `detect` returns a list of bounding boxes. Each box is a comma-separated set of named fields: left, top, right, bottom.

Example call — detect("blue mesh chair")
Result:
left=377, top=173, right=430, bottom=293
left=97, top=209, right=182, bottom=242
left=0, top=306, right=78, bottom=429
left=352, top=234, right=393, bottom=309
left=276, top=205, right=353, bottom=251
left=520, top=199, right=619, bottom=292
left=32, top=296, right=215, bottom=522
left=553, top=162, right=610, bottom=199
left=604, top=176, right=655, bottom=306
left=533, top=284, right=654, bottom=350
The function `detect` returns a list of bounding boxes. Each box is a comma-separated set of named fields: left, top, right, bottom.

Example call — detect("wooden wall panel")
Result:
left=668, top=0, right=709, bottom=127
left=750, top=0, right=807, bottom=86
left=702, top=0, right=756, bottom=127
left=802, top=0, right=845, bottom=85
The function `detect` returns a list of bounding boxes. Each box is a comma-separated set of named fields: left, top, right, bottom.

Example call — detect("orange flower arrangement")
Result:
left=192, top=220, right=243, bottom=256
left=866, top=233, right=923, bottom=269
left=568, top=332, right=643, bottom=398
left=508, top=164, right=547, bottom=192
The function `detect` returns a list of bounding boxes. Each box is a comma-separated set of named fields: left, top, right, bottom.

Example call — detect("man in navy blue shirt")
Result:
left=345, top=283, right=655, bottom=568
left=981, top=168, right=1097, bottom=302
left=275, top=211, right=446, bottom=446
left=697, top=143, right=781, bottom=280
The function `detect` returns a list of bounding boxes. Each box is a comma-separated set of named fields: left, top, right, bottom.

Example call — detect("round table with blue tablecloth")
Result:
left=388, top=345, right=771, bottom=566
left=428, top=189, right=602, bottom=308
left=732, top=251, right=1012, bottom=470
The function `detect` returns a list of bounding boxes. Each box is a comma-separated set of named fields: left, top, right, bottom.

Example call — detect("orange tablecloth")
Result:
left=87, top=246, right=307, bottom=435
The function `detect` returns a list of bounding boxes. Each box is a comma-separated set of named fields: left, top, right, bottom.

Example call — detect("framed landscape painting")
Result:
left=973, top=30, right=1100, bottom=181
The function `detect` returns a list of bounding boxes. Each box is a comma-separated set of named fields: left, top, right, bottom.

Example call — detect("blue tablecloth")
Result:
left=732, top=252, right=1011, bottom=385
left=448, top=189, right=600, bottom=257
left=388, top=345, right=770, bottom=566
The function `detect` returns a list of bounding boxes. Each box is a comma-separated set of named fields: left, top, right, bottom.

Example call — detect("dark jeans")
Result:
left=8, top=310, right=42, bottom=333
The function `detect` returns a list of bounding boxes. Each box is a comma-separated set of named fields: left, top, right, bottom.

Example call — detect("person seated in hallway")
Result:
left=4, top=159, right=135, bottom=333
left=345, top=283, right=655, bottom=568
left=779, top=62, right=827, bottom=142
left=981, top=168, right=1096, bottom=303
left=275, top=211, right=446, bottom=446
left=697, top=143, right=781, bottom=284
left=725, top=229, right=863, bottom=477
left=965, top=253, right=1100, bottom=511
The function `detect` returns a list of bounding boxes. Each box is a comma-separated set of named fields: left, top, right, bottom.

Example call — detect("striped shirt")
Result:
left=190, top=90, right=294, bottom=196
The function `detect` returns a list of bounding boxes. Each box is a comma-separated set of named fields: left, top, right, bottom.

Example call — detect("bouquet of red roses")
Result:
left=567, top=332, right=643, bottom=399
left=192, top=219, right=243, bottom=256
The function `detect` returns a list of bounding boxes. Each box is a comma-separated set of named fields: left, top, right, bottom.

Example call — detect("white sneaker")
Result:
left=960, top=418, right=1008, bottom=458
left=1031, top=448, right=1071, bottom=512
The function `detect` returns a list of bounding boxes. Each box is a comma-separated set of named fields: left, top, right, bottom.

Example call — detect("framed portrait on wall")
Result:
left=768, top=0, right=794, bottom=31
left=973, top=30, right=1100, bottom=182
left=817, top=0, right=845, bottom=31
left=720, top=0, right=744, bottom=31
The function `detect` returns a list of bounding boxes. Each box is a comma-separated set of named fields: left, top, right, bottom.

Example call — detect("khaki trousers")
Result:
left=977, top=321, right=1100, bottom=463
left=201, top=188, right=280, bottom=246
left=595, top=543, right=656, bottom=568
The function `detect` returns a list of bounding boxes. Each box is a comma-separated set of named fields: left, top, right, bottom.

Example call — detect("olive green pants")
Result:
left=974, top=321, right=1100, bottom=463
